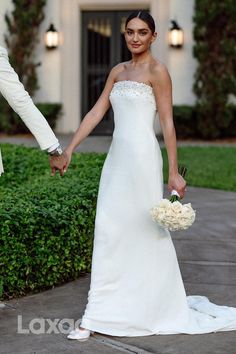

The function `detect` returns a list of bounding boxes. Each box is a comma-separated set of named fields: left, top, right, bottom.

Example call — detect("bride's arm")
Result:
left=64, top=67, right=117, bottom=167
left=151, top=63, right=186, bottom=198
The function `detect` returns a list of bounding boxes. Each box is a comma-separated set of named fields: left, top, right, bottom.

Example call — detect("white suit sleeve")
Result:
left=0, top=47, right=59, bottom=150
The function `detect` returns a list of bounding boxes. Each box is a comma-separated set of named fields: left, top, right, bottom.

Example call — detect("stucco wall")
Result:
left=169, top=0, right=196, bottom=105
left=35, top=0, right=61, bottom=104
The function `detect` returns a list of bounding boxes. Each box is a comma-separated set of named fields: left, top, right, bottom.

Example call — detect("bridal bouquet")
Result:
left=150, top=166, right=196, bottom=231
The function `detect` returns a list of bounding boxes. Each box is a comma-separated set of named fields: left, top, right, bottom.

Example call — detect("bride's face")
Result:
left=124, top=18, right=156, bottom=54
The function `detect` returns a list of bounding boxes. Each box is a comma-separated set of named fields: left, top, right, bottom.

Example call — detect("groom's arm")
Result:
left=0, top=46, right=67, bottom=174
left=0, top=46, right=59, bottom=151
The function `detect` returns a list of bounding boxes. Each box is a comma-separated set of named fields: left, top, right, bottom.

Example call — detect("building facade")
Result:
left=0, top=0, right=196, bottom=134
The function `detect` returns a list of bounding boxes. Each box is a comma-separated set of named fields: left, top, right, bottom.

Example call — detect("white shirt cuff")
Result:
left=47, top=142, right=60, bottom=153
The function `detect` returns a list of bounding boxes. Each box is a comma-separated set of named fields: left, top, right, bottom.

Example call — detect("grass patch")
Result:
left=162, top=146, right=236, bottom=191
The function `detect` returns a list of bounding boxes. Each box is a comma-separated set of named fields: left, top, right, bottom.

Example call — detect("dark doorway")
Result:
left=81, top=11, right=137, bottom=135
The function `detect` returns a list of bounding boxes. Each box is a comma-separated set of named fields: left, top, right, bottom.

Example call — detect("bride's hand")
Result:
left=168, top=173, right=187, bottom=199
left=63, top=149, right=72, bottom=172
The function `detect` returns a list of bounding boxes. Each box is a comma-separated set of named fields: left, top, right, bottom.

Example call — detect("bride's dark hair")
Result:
left=125, top=11, right=156, bottom=34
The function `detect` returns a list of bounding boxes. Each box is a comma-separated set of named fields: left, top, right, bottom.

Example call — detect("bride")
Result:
left=64, top=11, right=236, bottom=341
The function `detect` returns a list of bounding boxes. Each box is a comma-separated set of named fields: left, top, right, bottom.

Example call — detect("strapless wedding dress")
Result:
left=80, top=80, right=236, bottom=336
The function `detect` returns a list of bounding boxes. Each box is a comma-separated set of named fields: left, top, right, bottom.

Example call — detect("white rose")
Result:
left=159, top=199, right=171, bottom=208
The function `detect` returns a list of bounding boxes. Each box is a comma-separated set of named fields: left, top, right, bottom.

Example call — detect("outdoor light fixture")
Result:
left=168, top=20, right=184, bottom=48
left=45, top=23, right=59, bottom=49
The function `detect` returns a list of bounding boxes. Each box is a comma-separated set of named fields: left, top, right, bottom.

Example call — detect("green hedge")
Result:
left=0, top=144, right=105, bottom=299
left=173, top=105, right=198, bottom=138
left=173, top=105, right=236, bottom=139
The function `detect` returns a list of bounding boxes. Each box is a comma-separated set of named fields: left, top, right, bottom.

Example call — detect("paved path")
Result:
left=1, top=134, right=236, bottom=153
left=1, top=136, right=236, bottom=353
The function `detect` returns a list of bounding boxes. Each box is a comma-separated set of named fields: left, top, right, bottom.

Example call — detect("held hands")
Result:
left=168, top=173, right=187, bottom=199
left=49, top=149, right=73, bottom=176
left=49, top=153, right=67, bottom=176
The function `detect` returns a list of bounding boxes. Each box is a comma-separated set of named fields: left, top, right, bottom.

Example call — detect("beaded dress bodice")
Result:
left=110, top=80, right=156, bottom=107
left=109, top=80, right=157, bottom=141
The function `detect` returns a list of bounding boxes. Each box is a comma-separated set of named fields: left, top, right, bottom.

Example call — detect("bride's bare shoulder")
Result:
left=149, top=59, right=171, bottom=87
left=109, top=62, right=129, bottom=79
left=150, top=59, right=168, bottom=72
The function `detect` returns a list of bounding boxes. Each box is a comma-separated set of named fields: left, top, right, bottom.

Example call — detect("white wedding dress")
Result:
left=80, top=80, right=236, bottom=336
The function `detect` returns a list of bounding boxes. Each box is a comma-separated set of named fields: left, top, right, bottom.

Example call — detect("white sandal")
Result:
left=67, top=327, right=94, bottom=341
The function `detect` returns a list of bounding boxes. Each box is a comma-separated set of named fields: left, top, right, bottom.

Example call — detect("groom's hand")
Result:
left=49, top=153, right=67, bottom=177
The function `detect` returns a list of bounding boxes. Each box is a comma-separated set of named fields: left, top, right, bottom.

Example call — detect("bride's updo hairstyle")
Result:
left=125, top=11, right=156, bottom=34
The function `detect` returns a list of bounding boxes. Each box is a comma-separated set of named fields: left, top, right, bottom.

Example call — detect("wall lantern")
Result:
left=45, top=23, right=59, bottom=49
left=168, top=20, right=184, bottom=48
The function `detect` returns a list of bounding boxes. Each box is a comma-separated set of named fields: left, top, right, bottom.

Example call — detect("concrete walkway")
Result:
left=1, top=136, right=236, bottom=353
left=1, top=133, right=236, bottom=153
